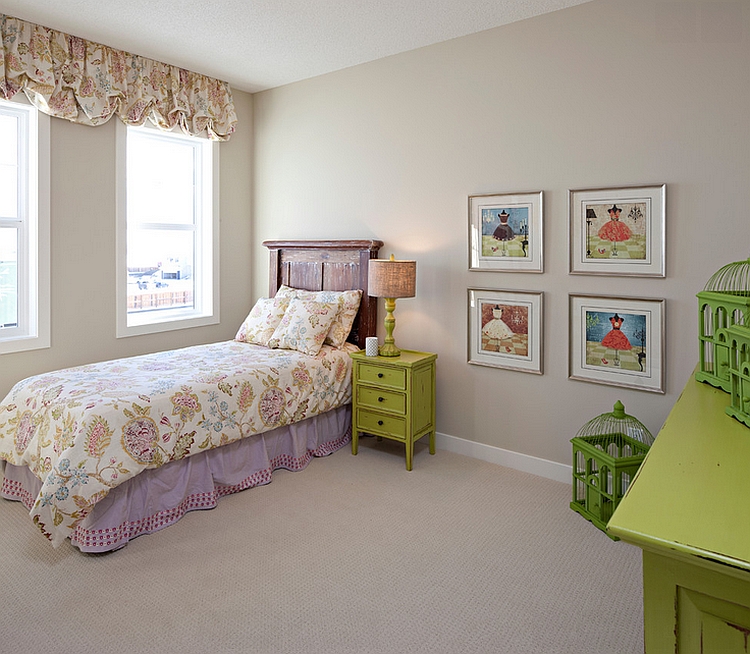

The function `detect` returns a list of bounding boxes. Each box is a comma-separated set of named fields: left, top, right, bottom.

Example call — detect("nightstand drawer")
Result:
left=356, top=409, right=406, bottom=439
left=357, top=386, right=407, bottom=414
left=357, top=363, right=407, bottom=390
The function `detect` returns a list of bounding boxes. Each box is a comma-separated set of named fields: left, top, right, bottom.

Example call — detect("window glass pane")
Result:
left=120, top=123, right=214, bottom=336
left=127, top=228, right=194, bottom=315
left=0, top=114, right=18, bottom=165
left=0, top=99, right=49, bottom=353
left=0, top=227, right=18, bottom=329
left=0, top=113, right=18, bottom=218
left=127, top=133, right=196, bottom=225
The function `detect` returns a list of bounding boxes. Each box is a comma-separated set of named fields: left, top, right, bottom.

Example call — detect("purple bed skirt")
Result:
left=1, top=405, right=351, bottom=553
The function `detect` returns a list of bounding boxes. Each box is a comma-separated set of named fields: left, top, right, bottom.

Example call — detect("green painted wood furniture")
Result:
left=350, top=349, right=437, bottom=471
left=608, top=372, right=750, bottom=653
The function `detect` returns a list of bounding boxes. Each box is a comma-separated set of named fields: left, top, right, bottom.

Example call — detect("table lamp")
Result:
left=367, top=254, right=416, bottom=357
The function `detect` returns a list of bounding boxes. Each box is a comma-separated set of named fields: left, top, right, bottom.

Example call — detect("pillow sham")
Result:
left=275, top=285, right=363, bottom=348
left=234, top=296, right=290, bottom=347
left=267, top=297, right=340, bottom=356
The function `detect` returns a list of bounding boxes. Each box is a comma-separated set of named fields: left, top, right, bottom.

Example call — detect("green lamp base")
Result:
left=379, top=297, right=401, bottom=357
left=378, top=342, right=401, bottom=357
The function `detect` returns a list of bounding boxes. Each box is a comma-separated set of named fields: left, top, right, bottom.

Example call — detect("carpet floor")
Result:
left=0, top=437, right=643, bottom=653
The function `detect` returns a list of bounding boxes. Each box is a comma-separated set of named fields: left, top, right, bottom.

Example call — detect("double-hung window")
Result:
left=0, top=98, right=50, bottom=354
left=117, top=123, right=219, bottom=337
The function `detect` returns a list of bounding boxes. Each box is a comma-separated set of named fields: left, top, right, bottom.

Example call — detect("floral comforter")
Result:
left=0, top=340, right=355, bottom=547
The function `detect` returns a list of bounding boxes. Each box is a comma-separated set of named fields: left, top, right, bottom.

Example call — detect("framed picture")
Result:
left=569, top=184, right=666, bottom=277
left=569, top=294, right=665, bottom=393
left=468, top=288, right=543, bottom=374
left=469, top=191, right=543, bottom=272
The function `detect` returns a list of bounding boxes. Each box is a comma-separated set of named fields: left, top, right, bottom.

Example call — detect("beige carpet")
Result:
left=0, top=438, right=643, bottom=654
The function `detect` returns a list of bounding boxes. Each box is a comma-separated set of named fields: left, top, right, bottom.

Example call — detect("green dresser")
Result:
left=350, top=349, right=437, bottom=471
left=608, top=372, right=750, bottom=652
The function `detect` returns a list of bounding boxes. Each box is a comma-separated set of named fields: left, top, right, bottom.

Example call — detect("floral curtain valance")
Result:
left=0, top=13, right=237, bottom=140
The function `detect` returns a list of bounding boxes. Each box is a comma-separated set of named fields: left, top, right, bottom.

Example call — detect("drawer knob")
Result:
left=377, top=373, right=384, bottom=378
left=378, top=396, right=384, bottom=402
left=378, top=420, right=384, bottom=426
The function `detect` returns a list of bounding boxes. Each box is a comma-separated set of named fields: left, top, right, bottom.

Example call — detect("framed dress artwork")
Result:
left=568, top=184, right=666, bottom=277
left=468, top=288, right=543, bottom=374
left=569, top=294, right=665, bottom=393
left=469, top=191, right=543, bottom=272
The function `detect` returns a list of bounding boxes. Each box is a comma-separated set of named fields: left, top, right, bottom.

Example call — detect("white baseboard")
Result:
left=435, top=431, right=572, bottom=484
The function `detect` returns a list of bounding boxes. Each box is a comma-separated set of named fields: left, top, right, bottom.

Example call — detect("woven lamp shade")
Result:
left=368, top=258, right=416, bottom=299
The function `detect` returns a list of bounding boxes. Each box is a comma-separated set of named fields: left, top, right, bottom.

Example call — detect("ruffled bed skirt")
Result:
left=1, top=405, right=351, bottom=553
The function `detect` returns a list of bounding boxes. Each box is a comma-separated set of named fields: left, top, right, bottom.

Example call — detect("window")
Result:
left=0, top=98, right=50, bottom=354
left=117, top=123, right=219, bottom=337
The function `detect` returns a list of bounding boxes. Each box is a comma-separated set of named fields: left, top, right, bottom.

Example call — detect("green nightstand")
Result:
left=350, top=349, right=437, bottom=471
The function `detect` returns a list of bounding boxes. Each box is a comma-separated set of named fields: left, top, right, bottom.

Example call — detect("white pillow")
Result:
left=234, top=296, right=290, bottom=347
left=275, top=285, right=363, bottom=348
left=267, top=298, right=340, bottom=356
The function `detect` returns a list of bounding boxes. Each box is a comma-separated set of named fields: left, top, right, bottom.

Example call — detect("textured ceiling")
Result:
left=0, top=0, right=592, bottom=93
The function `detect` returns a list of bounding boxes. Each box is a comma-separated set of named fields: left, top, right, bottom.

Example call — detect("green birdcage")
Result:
left=724, top=313, right=750, bottom=429
left=696, top=257, right=750, bottom=392
left=570, top=401, right=654, bottom=539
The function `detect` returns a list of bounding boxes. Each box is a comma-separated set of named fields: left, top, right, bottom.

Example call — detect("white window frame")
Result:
left=0, top=97, right=50, bottom=355
left=116, top=121, right=219, bottom=338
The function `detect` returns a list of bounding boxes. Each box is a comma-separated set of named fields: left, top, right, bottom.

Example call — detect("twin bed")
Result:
left=0, top=239, right=383, bottom=552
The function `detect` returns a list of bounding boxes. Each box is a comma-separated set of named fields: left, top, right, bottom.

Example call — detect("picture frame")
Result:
left=468, top=288, right=543, bottom=374
left=469, top=191, right=543, bottom=272
left=568, top=184, right=666, bottom=277
left=569, top=294, right=665, bottom=393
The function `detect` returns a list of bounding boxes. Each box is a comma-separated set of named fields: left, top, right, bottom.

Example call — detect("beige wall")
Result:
left=253, top=0, right=750, bottom=465
left=0, top=89, right=254, bottom=399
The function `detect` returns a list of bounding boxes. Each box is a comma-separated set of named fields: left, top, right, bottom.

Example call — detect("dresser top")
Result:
left=608, top=371, right=750, bottom=570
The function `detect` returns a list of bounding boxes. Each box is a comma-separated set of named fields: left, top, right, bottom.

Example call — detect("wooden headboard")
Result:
left=263, top=239, right=384, bottom=349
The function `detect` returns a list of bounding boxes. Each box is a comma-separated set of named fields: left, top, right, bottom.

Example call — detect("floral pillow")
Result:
left=267, top=298, right=340, bottom=356
left=234, top=296, right=290, bottom=347
left=275, top=285, right=363, bottom=348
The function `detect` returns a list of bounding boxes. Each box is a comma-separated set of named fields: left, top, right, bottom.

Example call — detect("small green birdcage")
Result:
left=570, top=401, right=654, bottom=539
left=696, top=257, right=750, bottom=392
left=725, top=317, right=750, bottom=428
